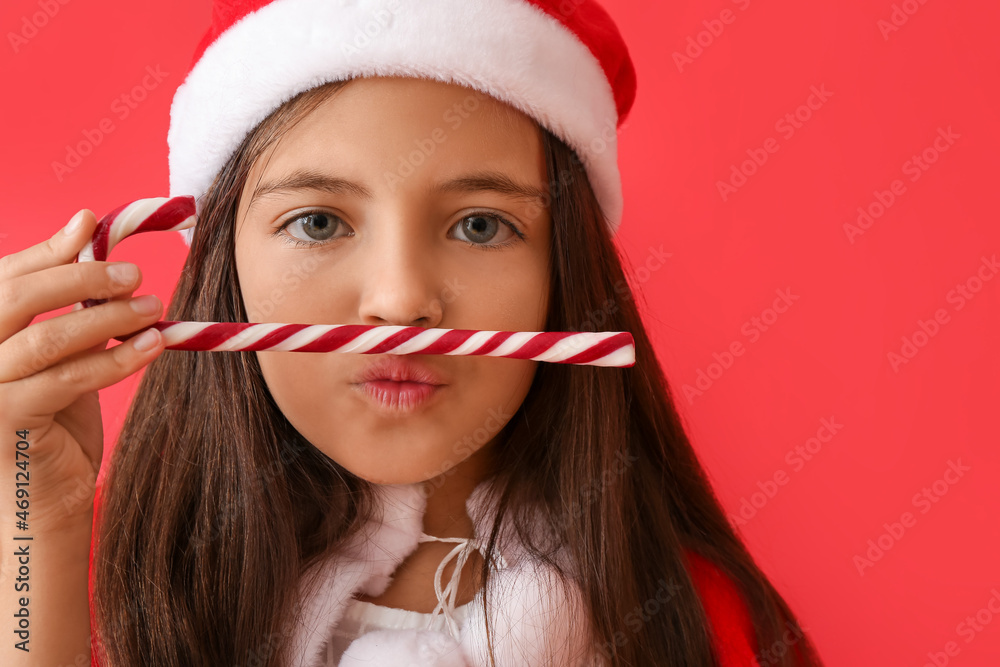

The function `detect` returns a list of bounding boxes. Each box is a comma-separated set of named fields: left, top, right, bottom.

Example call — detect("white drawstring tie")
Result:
left=417, top=532, right=507, bottom=639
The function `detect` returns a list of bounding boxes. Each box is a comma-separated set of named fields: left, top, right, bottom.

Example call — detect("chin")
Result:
left=335, top=454, right=457, bottom=487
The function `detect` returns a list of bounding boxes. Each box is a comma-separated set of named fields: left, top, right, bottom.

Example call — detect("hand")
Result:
left=0, top=209, right=165, bottom=534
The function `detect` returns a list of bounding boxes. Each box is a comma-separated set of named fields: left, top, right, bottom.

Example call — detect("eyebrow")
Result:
left=247, top=168, right=549, bottom=211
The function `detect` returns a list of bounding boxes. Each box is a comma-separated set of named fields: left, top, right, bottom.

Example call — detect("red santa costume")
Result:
left=88, top=0, right=762, bottom=664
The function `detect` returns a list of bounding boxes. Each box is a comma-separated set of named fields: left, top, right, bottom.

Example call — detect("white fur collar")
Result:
left=285, top=478, right=595, bottom=666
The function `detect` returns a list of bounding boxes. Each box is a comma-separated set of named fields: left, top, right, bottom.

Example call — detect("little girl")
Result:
left=0, top=1, right=827, bottom=665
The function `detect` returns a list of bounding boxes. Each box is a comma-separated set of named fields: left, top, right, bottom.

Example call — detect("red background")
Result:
left=2, top=1, right=998, bottom=664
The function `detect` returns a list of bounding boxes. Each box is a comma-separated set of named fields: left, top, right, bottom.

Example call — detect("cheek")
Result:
left=471, top=358, right=537, bottom=439
left=257, top=352, right=353, bottom=420
left=235, top=241, right=278, bottom=320
left=472, top=260, right=551, bottom=330
left=237, top=254, right=332, bottom=322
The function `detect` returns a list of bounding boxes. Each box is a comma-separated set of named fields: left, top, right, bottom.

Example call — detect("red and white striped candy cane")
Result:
left=76, top=196, right=197, bottom=308
left=144, top=320, right=634, bottom=367
left=76, top=197, right=635, bottom=368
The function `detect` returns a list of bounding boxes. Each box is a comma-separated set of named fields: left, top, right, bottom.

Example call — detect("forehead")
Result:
left=243, top=76, right=546, bottom=195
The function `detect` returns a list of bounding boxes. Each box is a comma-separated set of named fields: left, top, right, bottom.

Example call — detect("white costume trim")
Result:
left=286, top=479, right=595, bottom=667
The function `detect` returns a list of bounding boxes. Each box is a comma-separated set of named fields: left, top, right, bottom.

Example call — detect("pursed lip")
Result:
left=352, top=356, right=446, bottom=386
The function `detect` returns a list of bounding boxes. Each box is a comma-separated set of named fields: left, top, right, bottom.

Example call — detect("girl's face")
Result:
left=234, top=76, right=551, bottom=485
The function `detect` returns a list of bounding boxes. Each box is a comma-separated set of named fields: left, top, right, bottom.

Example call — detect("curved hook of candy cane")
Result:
left=73, top=196, right=196, bottom=343
left=75, top=196, right=197, bottom=309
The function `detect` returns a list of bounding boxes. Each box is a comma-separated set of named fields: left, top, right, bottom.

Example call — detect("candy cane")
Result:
left=76, top=197, right=635, bottom=368
left=76, top=196, right=198, bottom=308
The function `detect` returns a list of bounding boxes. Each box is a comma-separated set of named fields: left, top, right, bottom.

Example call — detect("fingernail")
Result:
left=64, top=210, right=85, bottom=236
left=108, top=263, right=139, bottom=285
left=132, top=328, right=161, bottom=352
left=129, top=294, right=160, bottom=315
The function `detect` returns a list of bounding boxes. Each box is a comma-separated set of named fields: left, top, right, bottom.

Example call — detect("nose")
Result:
left=356, top=227, right=446, bottom=329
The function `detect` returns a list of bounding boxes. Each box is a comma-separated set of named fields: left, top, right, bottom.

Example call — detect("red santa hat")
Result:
left=167, top=0, right=637, bottom=245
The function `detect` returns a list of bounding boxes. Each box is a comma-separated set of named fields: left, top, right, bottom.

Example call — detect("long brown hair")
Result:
left=93, top=79, right=825, bottom=667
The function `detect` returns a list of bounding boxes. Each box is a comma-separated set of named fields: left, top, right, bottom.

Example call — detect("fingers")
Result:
left=0, top=209, right=95, bottom=282
left=0, top=205, right=169, bottom=421
left=61, top=289, right=139, bottom=364
left=1, top=324, right=164, bottom=430
left=0, top=259, right=146, bottom=344
left=0, top=293, right=163, bottom=383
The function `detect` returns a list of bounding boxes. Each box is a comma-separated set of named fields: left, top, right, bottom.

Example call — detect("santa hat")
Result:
left=167, top=0, right=637, bottom=245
